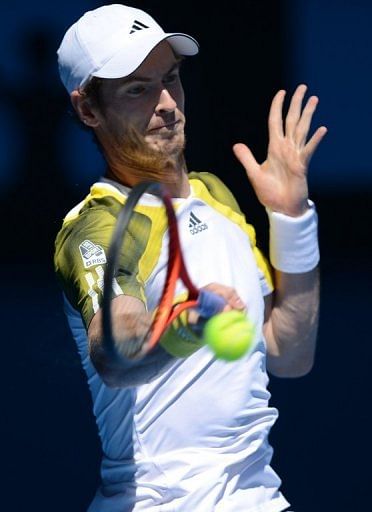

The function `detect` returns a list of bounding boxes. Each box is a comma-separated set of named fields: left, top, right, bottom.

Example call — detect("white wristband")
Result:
left=266, top=200, right=320, bottom=273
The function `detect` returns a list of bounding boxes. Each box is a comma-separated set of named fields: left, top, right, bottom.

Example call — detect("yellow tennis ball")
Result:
left=203, top=310, right=256, bottom=361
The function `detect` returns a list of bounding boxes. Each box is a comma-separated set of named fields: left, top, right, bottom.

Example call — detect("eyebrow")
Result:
left=122, top=60, right=183, bottom=86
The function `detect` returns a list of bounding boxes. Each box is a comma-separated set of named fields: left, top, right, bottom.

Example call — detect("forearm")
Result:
left=264, top=201, right=320, bottom=377
left=265, top=267, right=319, bottom=377
left=88, top=294, right=206, bottom=388
left=89, top=332, right=175, bottom=388
left=88, top=296, right=177, bottom=388
left=88, top=286, right=243, bottom=387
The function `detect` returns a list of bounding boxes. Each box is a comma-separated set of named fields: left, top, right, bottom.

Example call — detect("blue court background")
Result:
left=1, top=1, right=371, bottom=510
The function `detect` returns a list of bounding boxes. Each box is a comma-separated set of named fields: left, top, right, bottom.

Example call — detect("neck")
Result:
left=105, top=154, right=190, bottom=198
left=165, top=165, right=190, bottom=198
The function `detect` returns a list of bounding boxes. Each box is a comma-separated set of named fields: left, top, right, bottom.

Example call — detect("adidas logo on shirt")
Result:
left=188, top=211, right=208, bottom=235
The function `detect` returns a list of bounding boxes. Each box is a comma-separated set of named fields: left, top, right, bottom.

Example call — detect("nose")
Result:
left=155, top=88, right=177, bottom=114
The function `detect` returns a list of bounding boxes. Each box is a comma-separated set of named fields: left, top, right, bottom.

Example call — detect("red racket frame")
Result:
left=103, top=181, right=199, bottom=360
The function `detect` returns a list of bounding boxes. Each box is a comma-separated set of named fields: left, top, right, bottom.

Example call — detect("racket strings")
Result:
left=112, top=200, right=170, bottom=359
left=104, top=183, right=198, bottom=361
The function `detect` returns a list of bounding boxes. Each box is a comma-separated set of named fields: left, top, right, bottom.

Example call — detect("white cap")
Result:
left=57, top=4, right=199, bottom=94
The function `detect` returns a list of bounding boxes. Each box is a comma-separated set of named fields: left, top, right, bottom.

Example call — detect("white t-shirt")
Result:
left=58, top=175, right=290, bottom=512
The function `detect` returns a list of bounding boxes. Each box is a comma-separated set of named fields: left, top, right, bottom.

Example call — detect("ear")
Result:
left=70, top=90, right=101, bottom=128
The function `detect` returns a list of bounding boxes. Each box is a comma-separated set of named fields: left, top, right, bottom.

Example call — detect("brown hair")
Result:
left=82, top=76, right=105, bottom=111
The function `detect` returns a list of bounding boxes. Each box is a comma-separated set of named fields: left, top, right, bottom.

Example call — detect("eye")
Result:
left=163, top=73, right=179, bottom=86
left=126, top=85, right=146, bottom=97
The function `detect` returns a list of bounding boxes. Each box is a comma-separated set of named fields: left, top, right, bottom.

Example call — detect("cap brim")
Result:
left=91, top=32, right=199, bottom=80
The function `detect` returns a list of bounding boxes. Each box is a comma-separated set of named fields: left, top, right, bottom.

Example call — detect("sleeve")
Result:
left=54, top=207, right=151, bottom=329
left=189, top=171, right=274, bottom=296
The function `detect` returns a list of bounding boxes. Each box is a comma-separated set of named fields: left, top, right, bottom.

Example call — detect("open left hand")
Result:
left=233, top=84, right=327, bottom=217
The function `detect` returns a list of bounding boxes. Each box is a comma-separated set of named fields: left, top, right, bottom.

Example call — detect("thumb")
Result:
left=233, top=143, right=260, bottom=182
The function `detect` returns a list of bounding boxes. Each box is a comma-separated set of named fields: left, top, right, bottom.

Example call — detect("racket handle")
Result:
left=197, top=289, right=226, bottom=319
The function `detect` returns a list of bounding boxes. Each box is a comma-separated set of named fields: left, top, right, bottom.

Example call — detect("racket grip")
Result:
left=197, top=289, right=226, bottom=319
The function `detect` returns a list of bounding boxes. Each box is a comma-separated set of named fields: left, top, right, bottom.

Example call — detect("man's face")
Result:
left=94, top=41, right=185, bottom=157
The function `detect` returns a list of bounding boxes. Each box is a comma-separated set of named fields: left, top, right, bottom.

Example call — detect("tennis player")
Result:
left=54, top=4, right=326, bottom=511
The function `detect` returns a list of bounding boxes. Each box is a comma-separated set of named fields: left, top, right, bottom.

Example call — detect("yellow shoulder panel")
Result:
left=61, top=182, right=168, bottom=289
left=64, top=182, right=126, bottom=223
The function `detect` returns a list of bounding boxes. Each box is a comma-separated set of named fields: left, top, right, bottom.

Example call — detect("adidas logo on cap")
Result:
left=189, top=211, right=208, bottom=235
left=130, top=19, right=149, bottom=34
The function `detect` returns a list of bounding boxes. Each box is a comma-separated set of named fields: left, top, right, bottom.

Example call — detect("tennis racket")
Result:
left=102, top=181, right=225, bottom=360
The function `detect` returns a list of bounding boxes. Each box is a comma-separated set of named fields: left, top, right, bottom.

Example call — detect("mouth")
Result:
left=147, top=120, right=180, bottom=132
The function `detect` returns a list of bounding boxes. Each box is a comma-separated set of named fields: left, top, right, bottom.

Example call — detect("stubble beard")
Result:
left=98, top=122, right=187, bottom=186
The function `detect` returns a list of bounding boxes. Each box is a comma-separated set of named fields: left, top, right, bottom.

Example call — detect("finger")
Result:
left=233, top=143, right=260, bottom=183
left=226, top=294, right=245, bottom=310
left=295, top=95, right=319, bottom=146
left=285, top=84, right=307, bottom=137
left=303, top=126, right=328, bottom=163
left=268, top=89, right=286, bottom=139
left=203, top=283, right=245, bottom=311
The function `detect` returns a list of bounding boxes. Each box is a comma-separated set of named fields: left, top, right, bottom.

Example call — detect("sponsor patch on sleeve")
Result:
left=79, top=240, right=107, bottom=269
